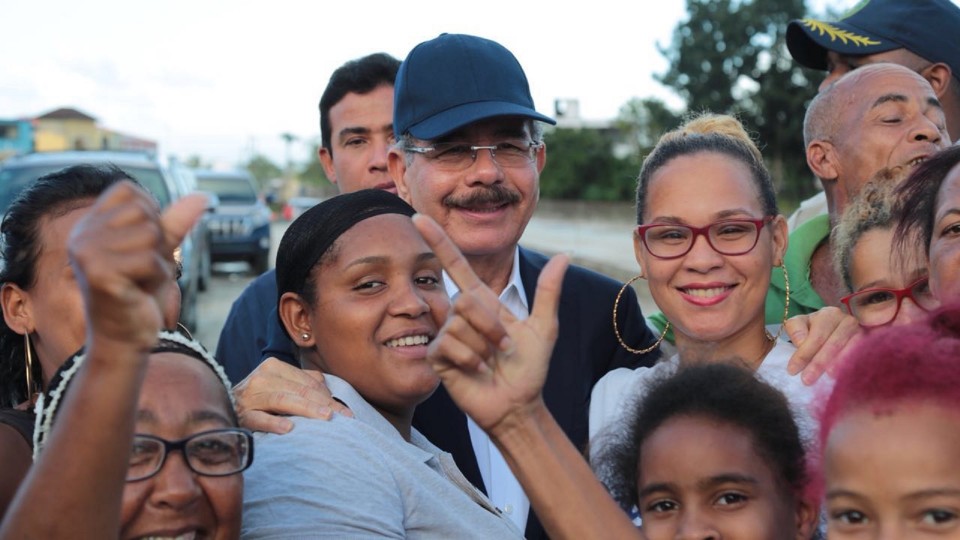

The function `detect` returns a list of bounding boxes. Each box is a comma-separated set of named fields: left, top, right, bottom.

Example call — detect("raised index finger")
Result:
left=412, top=214, right=495, bottom=303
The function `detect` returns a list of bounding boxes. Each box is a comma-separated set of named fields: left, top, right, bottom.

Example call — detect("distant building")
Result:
left=100, top=128, right=159, bottom=152
left=34, top=107, right=100, bottom=151
left=0, top=118, right=35, bottom=161
left=551, top=98, right=633, bottom=159
left=32, top=107, right=157, bottom=153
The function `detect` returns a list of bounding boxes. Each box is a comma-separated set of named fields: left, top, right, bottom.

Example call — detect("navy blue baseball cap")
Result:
left=787, top=0, right=960, bottom=77
left=394, top=33, right=556, bottom=140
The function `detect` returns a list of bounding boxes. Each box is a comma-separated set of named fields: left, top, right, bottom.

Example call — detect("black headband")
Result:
left=275, top=189, right=416, bottom=308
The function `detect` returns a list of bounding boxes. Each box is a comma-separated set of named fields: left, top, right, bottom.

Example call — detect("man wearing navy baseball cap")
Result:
left=388, top=33, right=660, bottom=540
left=787, top=0, right=960, bottom=138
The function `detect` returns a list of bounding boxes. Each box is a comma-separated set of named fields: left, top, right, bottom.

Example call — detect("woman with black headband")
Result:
left=241, top=189, right=522, bottom=538
left=0, top=182, right=250, bottom=539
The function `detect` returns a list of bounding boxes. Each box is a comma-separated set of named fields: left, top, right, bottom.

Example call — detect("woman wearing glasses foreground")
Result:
left=240, top=190, right=522, bottom=538
left=0, top=182, right=249, bottom=539
left=590, top=114, right=824, bottom=458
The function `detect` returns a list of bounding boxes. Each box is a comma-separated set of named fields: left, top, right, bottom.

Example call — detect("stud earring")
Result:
left=301, top=333, right=310, bottom=341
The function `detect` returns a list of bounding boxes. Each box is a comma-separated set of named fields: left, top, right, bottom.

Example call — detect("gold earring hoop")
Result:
left=176, top=322, right=194, bottom=340
left=768, top=265, right=790, bottom=342
left=613, top=275, right=668, bottom=355
left=24, top=333, right=40, bottom=401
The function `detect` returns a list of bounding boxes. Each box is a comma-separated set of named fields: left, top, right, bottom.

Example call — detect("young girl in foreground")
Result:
left=816, top=304, right=960, bottom=536
left=594, top=362, right=818, bottom=538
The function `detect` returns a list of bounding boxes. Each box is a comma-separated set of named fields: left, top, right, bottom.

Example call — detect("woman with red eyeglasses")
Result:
left=834, top=176, right=938, bottom=328
left=585, top=113, right=824, bottom=536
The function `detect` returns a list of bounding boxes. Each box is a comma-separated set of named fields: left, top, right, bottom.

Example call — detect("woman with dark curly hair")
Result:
left=591, top=362, right=818, bottom=538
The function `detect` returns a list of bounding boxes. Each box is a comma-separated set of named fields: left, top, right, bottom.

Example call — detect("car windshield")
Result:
left=197, top=175, right=257, bottom=204
left=0, top=163, right=171, bottom=211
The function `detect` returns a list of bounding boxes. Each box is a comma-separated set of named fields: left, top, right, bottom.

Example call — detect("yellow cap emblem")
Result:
left=801, top=18, right=882, bottom=47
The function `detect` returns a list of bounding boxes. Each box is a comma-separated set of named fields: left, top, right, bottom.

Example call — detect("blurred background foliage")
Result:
left=539, top=0, right=823, bottom=212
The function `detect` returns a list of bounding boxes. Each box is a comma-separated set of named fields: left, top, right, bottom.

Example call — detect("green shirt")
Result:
left=647, top=214, right=830, bottom=343
left=765, top=213, right=829, bottom=324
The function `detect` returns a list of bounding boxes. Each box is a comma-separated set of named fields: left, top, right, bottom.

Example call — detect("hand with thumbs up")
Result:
left=68, top=181, right=207, bottom=352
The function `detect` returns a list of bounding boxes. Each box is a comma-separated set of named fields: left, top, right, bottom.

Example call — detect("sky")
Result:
left=2, top=0, right=853, bottom=168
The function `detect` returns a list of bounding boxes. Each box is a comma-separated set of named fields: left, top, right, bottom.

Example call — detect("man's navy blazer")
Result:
left=412, top=246, right=659, bottom=540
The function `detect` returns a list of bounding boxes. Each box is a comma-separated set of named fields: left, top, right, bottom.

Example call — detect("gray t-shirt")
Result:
left=241, top=374, right=522, bottom=539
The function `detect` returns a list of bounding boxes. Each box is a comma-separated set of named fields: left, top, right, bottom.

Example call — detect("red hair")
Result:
left=809, top=303, right=960, bottom=499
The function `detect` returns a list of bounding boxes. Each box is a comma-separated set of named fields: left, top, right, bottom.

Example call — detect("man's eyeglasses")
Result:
left=636, top=217, right=775, bottom=260
left=840, top=277, right=938, bottom=327
left=127, top=428, right=254, bottom=482
left=403, top=139, right=543, bottom=171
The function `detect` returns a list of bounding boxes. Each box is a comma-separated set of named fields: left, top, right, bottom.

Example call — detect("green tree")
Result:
left=298, top=143, right=336, bottom=194
left=244, top=154, right=282, bottom=190
left=541, top=128, right=637, bottom=201
left=658, top=0, right=821, bottom=207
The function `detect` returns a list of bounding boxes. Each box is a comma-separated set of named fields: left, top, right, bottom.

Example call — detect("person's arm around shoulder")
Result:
left=415, top=215, right=641, bottom=540
left=232, top=357, right=352, bottom=434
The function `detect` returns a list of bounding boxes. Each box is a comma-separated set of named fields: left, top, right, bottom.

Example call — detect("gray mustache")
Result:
left=444, top=185, right=521, bottom=209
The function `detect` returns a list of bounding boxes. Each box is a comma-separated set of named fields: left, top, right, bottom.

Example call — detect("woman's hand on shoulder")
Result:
left=234, top=358, right=352, bottom=434
left=785, top=306, right=862, bottom=384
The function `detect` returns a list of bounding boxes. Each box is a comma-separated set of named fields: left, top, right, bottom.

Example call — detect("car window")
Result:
left=0, top=163, right=171, bottom=211
left=196, top=175, right=257, bottom=204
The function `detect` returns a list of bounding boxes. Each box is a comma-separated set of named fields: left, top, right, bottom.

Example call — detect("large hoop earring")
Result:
left=768, top=265, right=790, bottom=342
left=176, top=322, right=194, bottom=340
left=613, top=275, right=668, bottom=355
left=24, top=333, right=40, bottom=402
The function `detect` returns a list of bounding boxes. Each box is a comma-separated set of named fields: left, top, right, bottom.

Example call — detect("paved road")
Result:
left=193, top=221, right=284, bottom=352
left=194, top=209, right=658, bottom=353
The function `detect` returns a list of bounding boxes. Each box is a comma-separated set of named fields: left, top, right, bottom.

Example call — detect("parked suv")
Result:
left=194, top=169, right=272, bottom=274
left=0, top=151, right=210, bottom=332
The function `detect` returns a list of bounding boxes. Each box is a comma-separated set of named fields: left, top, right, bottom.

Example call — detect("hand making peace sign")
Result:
left=413, top=214, right=569, bottom=434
